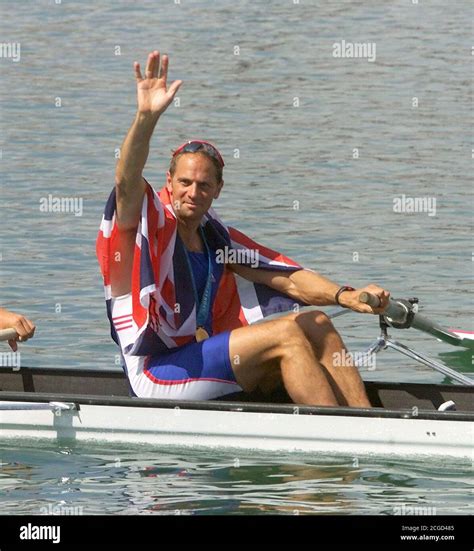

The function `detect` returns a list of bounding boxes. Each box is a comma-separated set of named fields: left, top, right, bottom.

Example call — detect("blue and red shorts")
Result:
left=123, top=330, right=242, bottom=400
left=112, top=294, right=242, bottom=400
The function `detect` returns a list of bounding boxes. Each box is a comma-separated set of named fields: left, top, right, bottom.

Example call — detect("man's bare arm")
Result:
left=115, top=114, right=156, bottom=230
left=227, top=264, right=389, bottom=314
left=115, top=50, right=182, bottom=231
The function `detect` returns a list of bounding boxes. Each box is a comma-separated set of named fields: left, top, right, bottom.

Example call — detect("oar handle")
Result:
left=0, top=328, right=18, bottom=342
left=359, top=292, right=410, bottom=321
left=359, top=292, right=381, bottom=308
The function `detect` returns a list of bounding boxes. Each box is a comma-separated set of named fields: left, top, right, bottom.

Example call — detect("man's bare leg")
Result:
left=228, top=318, right=338, bottom=406
left=283, top=310, right=371, bottom=407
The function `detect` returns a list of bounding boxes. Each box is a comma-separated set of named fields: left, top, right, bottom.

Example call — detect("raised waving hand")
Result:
left=134, top=50, right=182, bottom=116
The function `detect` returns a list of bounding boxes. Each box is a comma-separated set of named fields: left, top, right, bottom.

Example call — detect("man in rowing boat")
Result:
left=97, top=51, right=390, bottom=407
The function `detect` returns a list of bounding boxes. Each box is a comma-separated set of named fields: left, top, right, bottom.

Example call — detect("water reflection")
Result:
left=1, top=442, right=470, bottom=515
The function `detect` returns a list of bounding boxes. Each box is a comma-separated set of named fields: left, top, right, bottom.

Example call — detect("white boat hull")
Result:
left=1, top=402, right=472, bottom=460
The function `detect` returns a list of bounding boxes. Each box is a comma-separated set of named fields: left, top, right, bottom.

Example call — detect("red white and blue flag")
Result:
left=96, top=181, right=305, bottom=357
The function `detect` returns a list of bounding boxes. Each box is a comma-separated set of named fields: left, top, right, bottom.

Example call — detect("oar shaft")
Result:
left=410, top=313, right=467, bottom=347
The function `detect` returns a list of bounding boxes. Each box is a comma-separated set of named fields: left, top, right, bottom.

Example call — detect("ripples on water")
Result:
left=0, top=441, right=472, bottom=515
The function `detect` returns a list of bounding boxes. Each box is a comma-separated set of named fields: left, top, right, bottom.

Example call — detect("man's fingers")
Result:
left=377, top=290, right=390, bottom=309
left=372, top=291, right=390, bottom=314
left=167, top=79, right=182, bottom=99
left=355, top=286, right=390, bottom=315
left=145, top=51, right=160, bottom=79
left=138, top=51, right=172, bottom=84
left=367, top=286, right=390, bottom=307
left=157, top=52, right=166, bottom=80
left=144, top=52, right=153, bottom=77
left=14, top=317, right=35, bottom=340
left=23, top=318, right=36, bottom=338
left=134, top=61, right=143, bottom=81
left=159, top=54, right=168, bottom=82
left=14, top=321, right=29, bottom=341
left=8, top=339, right=17, bottom=352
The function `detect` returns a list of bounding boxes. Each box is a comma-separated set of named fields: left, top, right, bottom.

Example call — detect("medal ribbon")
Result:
left=183, top=226, right=213, bottom=333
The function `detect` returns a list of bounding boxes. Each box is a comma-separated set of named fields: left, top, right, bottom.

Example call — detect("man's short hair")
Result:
left=169, top=150, right=223, bottom=184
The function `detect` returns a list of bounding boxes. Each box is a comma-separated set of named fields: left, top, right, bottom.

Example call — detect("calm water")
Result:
left=1, top=441, right=472, bottom=515
left=0, top=0, right=472, bottom=515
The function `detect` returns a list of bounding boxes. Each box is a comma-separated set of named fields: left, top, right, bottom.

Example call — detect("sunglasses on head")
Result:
left=172, top=140, right=225, bottom=167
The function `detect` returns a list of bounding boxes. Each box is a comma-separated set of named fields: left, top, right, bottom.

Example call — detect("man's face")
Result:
left=166, top=154, right=223, bottom=222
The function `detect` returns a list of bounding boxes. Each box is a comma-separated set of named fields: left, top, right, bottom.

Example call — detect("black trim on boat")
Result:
left=0, top=366, right=473, bottom=419
left=1, top=389, right=473, bottom=422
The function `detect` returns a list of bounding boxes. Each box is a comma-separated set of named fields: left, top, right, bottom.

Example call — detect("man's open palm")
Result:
left=134, top=50, right=182, bottom=116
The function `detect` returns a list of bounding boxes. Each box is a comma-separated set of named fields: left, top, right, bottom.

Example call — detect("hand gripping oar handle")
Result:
left=359, top=292, right=381, bottom=308
left=0, top=328, right=18, bottom=342
left=359, top=292, right=410, bottom=322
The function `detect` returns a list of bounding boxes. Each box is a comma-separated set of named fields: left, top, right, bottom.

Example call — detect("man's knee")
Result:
left=282, top=309, right=333, bottom=327
left=309, top=310, right=333, bottom=327
left=298, top=310, right=336, bottom=335
left=282, top=311, right=341, bottom=356
left=272, top=312, right=336, bottom=352
left=276, top=318, right=313, bottom=353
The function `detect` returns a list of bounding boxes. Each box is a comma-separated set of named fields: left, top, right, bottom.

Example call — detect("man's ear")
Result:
left=214, top=180, right=224, bottom=199
left=166, top=171, right=173, bottom=193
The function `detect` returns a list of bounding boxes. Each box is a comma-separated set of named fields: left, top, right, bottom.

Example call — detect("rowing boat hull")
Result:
left=1, top=368, right=472, bottom=459
left=1, top=399, right=472, bottom=460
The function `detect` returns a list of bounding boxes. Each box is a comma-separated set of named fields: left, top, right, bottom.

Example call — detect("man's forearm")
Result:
left=288, top=269, right=352, bottom=307
left=115, top=112, right=160, bottom=229
left=116, top=112, right=160, bottom=186
left=227, top=264, right=355, bottom=308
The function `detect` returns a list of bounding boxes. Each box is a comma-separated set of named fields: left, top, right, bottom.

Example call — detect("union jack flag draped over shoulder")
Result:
left=96, top=180, right=305, bottom=357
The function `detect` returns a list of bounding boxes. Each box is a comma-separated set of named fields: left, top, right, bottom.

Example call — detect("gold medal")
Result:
left=195, top=326, right=210, bottom=342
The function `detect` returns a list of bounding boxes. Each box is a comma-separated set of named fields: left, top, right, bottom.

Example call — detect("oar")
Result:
left=360, top=292, right=474, bottom=350
left=360, top=292, right=474, bottom=386
left=0, top=328, right=18, bottom=341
